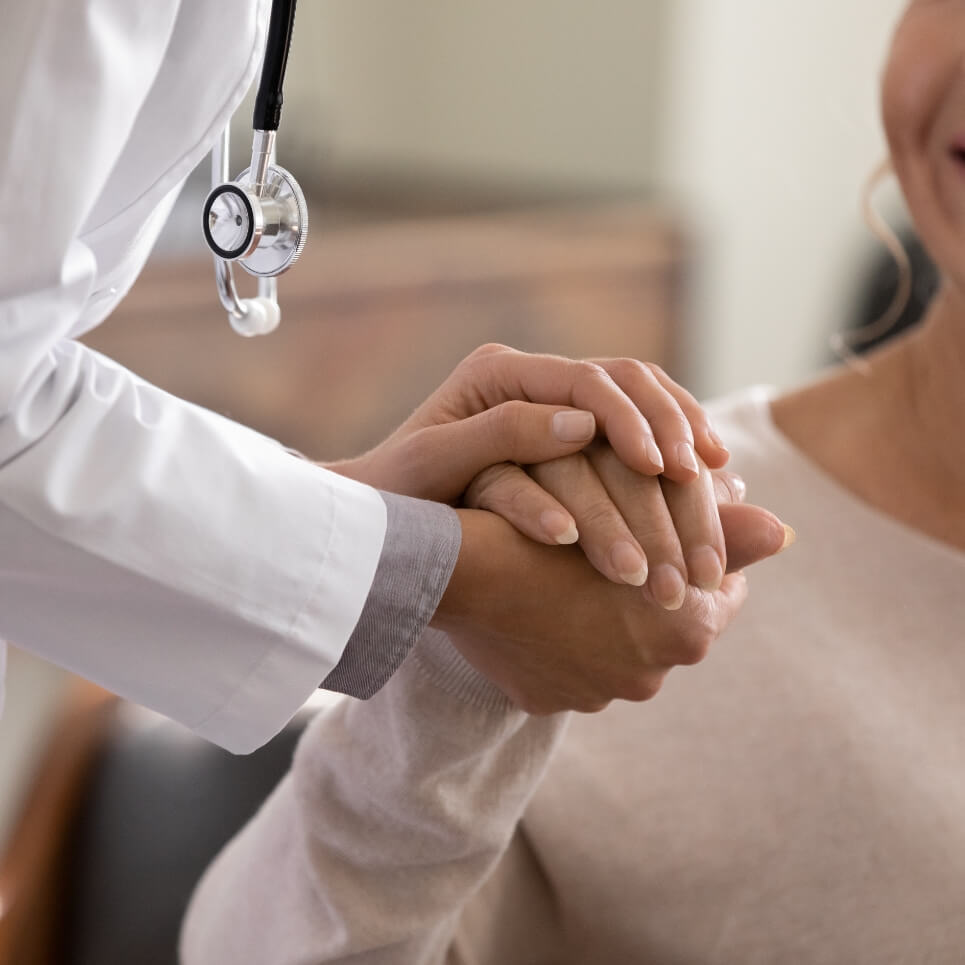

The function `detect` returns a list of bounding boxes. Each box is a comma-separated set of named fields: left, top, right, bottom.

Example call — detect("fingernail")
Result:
left=540, top=510, right=579, bottom=545
left=731, top=475, right=747, bottom=502
left=687, top=545, right=723, bottom=592
left=553, top=410, right=595, bottom=443
left=610, top=541, right=648, bottom=586
left=649, top=564, right=687, bottom=610
left=709, top=428, right=729, bottom=453
left=780, top=524, right=797, bottom=551
left=676, top=442, right=699, bottom=476
left=645, top=437, right=665, bottom=472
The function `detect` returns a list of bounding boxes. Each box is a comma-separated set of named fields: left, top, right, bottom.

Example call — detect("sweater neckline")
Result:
left=732, top=384, right=965, bottom=568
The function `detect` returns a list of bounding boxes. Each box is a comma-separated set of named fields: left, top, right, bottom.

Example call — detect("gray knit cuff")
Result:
left=321, top=492, right=461, bottom=699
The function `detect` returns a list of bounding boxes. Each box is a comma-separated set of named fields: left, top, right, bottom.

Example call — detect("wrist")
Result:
left=322, top=453, right=369, bottom=484
left=431, top=509, right=518, bottom=636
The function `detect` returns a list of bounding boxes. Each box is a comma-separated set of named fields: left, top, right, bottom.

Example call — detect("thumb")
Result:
left=719, top=503, right=795, bottom=572
left=412, top=403, right=596, bottom=500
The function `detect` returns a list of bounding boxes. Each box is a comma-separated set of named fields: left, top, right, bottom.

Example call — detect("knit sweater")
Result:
left=181, top=386, right=965, bottom=964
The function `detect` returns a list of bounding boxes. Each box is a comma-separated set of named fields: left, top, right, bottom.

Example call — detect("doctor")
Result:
left=0, top=1, right=788, bottom=754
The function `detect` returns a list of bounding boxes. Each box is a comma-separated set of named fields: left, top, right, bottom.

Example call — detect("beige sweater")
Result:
left=181, top=387, right=965, bottom=964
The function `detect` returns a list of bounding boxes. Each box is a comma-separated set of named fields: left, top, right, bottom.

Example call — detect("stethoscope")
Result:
left=202, top=0, right=306, bottom=336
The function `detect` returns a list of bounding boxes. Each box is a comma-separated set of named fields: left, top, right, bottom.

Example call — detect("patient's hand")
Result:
left=468, top=442, right=790, bottom=610
left=434, top=509, right=760, bottom=715
left=462, top=355, right=790, bottom=608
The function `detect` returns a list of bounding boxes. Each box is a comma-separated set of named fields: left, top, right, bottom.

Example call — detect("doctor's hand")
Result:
left=433, top=509, right=755, bottom=715
left=328, top=344, right=728, bottom=524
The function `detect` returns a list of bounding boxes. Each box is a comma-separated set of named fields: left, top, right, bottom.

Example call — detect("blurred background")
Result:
left=0, top=1, right=920, bottom=960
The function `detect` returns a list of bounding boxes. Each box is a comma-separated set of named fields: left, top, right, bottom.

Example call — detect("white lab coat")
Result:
left=0, top=0, right=388, bottom=753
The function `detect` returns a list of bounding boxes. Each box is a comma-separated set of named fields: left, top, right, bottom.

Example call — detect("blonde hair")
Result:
left=830, top=158, right=913, bottom=374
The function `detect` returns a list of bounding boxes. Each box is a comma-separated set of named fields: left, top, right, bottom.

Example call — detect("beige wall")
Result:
left=655, top=0, right=910, bottom=396
left=283, top=0, right=911, bottom=394
left=285, top=0, right=667, bottom=192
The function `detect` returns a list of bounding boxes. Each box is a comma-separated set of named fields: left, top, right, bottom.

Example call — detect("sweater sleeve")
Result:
left=179, top=629, right=569, bottom=964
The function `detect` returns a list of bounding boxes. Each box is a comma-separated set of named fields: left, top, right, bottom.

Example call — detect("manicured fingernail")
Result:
left=645, top=437, right=665, bottom=472
left=610, top=541, right=648, bottom=586
left=780, top=525, right=797, bottom=550
left=540, top=510, right=579, bottom=545
left=687, top=545, right=723, bottom=592
left=709, top=428, right=729, bottom=453
left=677, top=442, right=699, bottom=475
left=649, top=564, right=687, bottom=610
left=553, top=410, right=595, bottom=443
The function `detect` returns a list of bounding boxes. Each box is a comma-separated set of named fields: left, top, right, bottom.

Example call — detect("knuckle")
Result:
left=713, top=470, right=745, bottom=505
left=644, top=361, right=669, bottom=381
left=466, top=462, right=519, bottom=509
left=493, top=398, right=527, bottom=438
left=573, top=360, right=612, bottom=386
left=576, top=696, right=611, bottom=714
left=486, top=403, right=514, bottom=447
left=670, top=625, right=716, bottom=666
left=579, top=495, right=621, bottom=530
left=607, top=357, right=651, bottom=384
left=468, top=342, right=512, bottom=361
left=622, top=673, right=665, bottom=703
left=529, top=451, right=590, bottom=487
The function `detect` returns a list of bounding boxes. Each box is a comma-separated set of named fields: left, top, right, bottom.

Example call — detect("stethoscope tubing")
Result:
left=254, top=0, right=297, bottom=133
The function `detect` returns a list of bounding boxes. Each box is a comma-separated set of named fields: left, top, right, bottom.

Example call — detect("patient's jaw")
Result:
left=882, top=0, right=965, bottom=295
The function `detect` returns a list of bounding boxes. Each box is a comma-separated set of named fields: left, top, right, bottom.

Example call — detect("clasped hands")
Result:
left=332, top=344, right=791, bottom=714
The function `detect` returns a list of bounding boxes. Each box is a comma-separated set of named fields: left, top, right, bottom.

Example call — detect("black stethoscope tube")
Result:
left=253, top=0, right=297, bottom=132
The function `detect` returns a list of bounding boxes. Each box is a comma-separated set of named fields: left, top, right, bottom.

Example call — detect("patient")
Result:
left=181, top=2, right=965, bottom=960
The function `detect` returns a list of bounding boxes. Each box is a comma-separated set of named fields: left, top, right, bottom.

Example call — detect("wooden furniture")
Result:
left=0, top=683, right=117, bottom=965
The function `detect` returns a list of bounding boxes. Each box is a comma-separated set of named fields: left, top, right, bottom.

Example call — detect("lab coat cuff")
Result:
left=187, top=464, right=388, bottom=753
left=322, top=493, right=461, bottom=699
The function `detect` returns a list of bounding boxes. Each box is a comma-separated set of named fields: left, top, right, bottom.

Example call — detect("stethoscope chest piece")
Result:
left=203, top=0, right=304, bottom=336
left=203, top=161, right=307, bottom=277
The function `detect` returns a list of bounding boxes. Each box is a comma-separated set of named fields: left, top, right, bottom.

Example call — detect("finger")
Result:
left=589, top=358, right=703, bottom=482
left=528, top=455, right=651, bottom=587
left=712, top=470, right=747, bottom=505
left=580, top=444, right=690, bottom=610
left=461, top=345, right=664, bottom=475
left=641, top=362, right=731, bottom=470
left=719, top=503, right=796, bottom=571
left=464, top=462, right=580, bottom=546
left=401, top=402, right=599, bottom=501
left=704, top=571, right=750, bottom=635
left=659, top=461, right=727, bottom=593
left=649, top=571, right=749, bottom=669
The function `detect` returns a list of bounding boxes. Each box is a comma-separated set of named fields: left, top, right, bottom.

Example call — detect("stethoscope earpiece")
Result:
left=229, top=295, right=282, bottom=338
left=203, top=0, right=304, bottom=336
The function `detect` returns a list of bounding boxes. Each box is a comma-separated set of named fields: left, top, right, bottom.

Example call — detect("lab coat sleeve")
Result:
left=0, top=1, right=423, bottom=753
